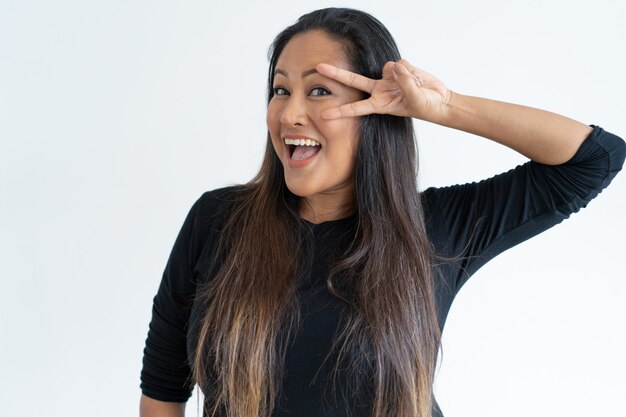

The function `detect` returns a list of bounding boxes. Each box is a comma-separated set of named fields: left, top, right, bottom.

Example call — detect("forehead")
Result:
left=276, top=30, right=351, bottom=72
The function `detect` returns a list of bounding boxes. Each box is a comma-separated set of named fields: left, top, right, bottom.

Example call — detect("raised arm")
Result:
left=316, top=60, right=593, bottom=163
left=316, top=59, right=625, bottom=292
left=432, top=91, right=592, bottom=165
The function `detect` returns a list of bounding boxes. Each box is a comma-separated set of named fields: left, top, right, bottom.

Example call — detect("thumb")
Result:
left=393, top=62, right=420, bottom=98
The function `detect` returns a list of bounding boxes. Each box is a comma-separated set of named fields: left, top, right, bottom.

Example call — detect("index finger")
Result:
left=316, top=63, right=375, bottom=93
left=320, top=98, right=377, bottom=119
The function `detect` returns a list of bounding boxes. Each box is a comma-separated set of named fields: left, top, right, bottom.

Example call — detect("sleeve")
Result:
left=426, top=125, right=625, bottom=293
left=140, top=194, right=205, bottom=402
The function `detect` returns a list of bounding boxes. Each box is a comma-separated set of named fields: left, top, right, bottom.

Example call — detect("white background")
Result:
left=1, top=1, right=624, bottom=416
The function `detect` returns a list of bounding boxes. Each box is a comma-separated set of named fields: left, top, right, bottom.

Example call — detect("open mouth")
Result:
left=285, top=138, right=322, bottom=160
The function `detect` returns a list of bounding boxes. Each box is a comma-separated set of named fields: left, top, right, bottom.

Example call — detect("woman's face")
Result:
left=266, top=30, right=363, bottom=217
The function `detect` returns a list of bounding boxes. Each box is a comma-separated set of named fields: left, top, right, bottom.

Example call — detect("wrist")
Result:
left=428, top=89, right=458, bottom=126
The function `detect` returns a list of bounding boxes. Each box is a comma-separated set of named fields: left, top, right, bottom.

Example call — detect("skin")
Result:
left=316, top=59, right=593, bottom=165
left=266, top=30, right=365, bottom=223
left=140, top=28, right=594, bottom=417
left=139, top=395, right=184, bottom=417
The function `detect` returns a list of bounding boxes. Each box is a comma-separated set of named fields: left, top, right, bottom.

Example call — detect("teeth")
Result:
left=284, top=138, right=320, bottom=147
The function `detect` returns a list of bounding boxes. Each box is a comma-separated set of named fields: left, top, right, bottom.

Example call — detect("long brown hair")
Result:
left=193, top=8, right=441, bottom=417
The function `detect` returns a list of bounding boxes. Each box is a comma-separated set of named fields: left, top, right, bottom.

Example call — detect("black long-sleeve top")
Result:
left=141, top=125, right=625, bottom=417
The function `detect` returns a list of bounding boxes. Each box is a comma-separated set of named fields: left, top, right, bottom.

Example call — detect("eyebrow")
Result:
left=274, top=68, right=318, bottom=78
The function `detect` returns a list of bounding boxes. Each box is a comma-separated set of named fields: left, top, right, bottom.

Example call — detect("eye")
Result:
left=309, top=87, right=331, bottom=96
left=273, top=86, right=289, bottom=96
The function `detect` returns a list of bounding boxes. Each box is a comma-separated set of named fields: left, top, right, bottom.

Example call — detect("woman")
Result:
left=140, top=7, right=625, bottom=417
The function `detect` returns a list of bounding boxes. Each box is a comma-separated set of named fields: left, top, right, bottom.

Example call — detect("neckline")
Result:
left=302, top=212, right=357, bottom=228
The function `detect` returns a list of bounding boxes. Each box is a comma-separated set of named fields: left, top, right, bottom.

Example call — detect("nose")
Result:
left=280, top=95, right=308, bottom=126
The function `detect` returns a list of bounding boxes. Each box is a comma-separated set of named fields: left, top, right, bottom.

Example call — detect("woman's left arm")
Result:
left=316, top=60, right=594, bottom=164
left=432, top=91, right=592, bottom=165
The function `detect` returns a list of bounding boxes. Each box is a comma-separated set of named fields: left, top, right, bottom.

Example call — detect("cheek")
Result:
left=321, top=119, right=360, bottom=175
left=266, top=104, right=282, bottom=147
left=331, top=119, right=360, bottom=156
left=346, top=119, right=361, bottom=148
left=344, top=121, right=361, bottom=171
left=266, top=103, right=279, bottom=132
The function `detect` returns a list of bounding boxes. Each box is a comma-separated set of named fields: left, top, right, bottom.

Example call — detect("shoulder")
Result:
left=182, top=184, right=247, bottom=254
left=174, top=185, right=248, bottom=278
left=193, top=185, right=247, bottom=224
left=196, top=184, right=246, bottom=208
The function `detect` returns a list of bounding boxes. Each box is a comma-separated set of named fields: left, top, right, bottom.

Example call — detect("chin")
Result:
left=284, top=178, right=315, bottom=198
